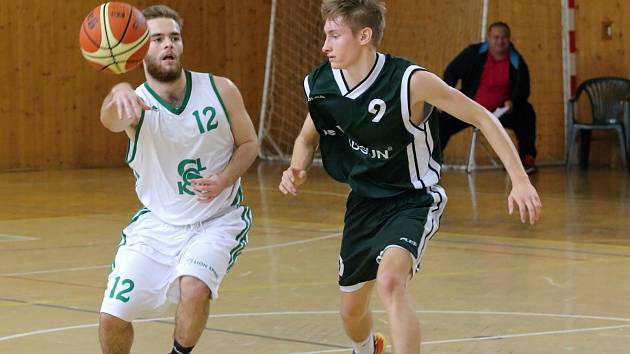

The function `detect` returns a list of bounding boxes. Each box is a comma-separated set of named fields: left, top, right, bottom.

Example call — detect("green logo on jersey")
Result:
left=177, top=158, right=207, bottom=195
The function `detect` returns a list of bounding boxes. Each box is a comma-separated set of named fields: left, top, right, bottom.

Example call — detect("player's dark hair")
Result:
left=321, top=0, right=386, bottom=46
left=143, top=5, right=183, bottom=31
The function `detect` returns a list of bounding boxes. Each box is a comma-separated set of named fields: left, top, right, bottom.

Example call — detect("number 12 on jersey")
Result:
left=193, top=106, right=218, bottom=134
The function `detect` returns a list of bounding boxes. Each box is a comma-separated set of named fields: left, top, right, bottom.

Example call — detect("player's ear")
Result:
left=359, top=27, right=372, bottom=45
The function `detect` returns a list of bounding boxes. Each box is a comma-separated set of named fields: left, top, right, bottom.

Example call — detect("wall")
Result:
left=575, top=0, right=629, bottom=167
left=383, top=0, right=564, bottom=164
left=2, top=0, right=625, bottom=170
left=0, top=0, right=270, bottom=170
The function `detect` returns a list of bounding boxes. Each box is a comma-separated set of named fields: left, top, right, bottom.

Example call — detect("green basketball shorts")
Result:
left=338, top=185, right=447, bottom=292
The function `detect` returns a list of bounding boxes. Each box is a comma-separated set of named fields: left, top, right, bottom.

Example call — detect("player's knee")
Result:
left=180, top=276, right=211, bottom=303
left=340, top=302, right=368, bottom=323
left=375, top=271, right=407, bottom=302
left=99, top=312, right=131, bottom=334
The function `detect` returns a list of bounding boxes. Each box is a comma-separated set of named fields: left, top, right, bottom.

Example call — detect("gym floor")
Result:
left=1, top=161, right=629, bottom=353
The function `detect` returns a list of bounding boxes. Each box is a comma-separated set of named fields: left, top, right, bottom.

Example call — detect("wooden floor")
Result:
left=1, top=161, right=629, bottom=354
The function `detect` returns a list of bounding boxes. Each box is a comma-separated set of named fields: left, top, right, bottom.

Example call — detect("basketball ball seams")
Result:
left=81, top=22, right=101, bottom=50
left=80, top=2, right=149, bottom=74
left=99, top=59, right=144, bottom=74
left=110, top=3, right=134, bottom=50
left=101, top=3, right=123, bottom=73
left=81, top=30, right=149, bottom=60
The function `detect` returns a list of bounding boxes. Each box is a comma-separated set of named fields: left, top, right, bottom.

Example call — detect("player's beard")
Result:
left=144, top=54, right=183, bottom=82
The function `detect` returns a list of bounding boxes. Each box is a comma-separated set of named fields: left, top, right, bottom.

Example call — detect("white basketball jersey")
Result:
left=126, top=70, right=242, bottom=226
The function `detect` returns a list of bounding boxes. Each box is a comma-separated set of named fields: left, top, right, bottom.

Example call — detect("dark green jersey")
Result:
left=305, top=53, right=442, bottom=198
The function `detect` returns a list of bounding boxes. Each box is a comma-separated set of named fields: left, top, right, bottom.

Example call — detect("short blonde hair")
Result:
left=143, top=5, right=183, bottom=31
left=321, top=0, right=386, bottom=46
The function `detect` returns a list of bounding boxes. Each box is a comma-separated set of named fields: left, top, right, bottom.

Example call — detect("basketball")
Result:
left=79, top=2, right=150, bottom=74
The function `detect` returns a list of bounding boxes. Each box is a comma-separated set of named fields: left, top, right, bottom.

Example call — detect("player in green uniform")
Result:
left=279, top=1, right=542, bottom=353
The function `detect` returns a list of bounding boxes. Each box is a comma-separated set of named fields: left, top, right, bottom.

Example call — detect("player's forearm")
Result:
left=100, top=83, right=140, bottom=133
left=477, top=113, right=529, bottom=184
left=100, top=93, right=134, bottom=133
left=290, top=135, right=317, bottom=171
left=218, top=140, right=258, bottom=186
left=100, top=92, right=122, bottom=132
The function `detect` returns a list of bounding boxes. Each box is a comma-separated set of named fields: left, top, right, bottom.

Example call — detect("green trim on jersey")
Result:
left=129, top=207, right=150, bottom=223
left=112, top=207, right=150, bottom=271
left=231, top=186, right=244, bottom=206
left=209, top=74, right=231, bottom=124
left=125, top=110, right=145, bottom=163
left=143, top=70, right=193, bottom=115
left=227, top=205, right=251, bottom=271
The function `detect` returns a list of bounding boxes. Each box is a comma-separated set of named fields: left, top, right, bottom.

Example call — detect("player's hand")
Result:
left=191, top=174, right=228, bottom=202
left=279, top=167, right=307, bottom=196
left=508, top=179, right=542, bottom=224
left=110, top=82, right=150, bottom=120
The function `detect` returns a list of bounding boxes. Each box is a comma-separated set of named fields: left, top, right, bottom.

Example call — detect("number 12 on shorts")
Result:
left=109, top=276, right=135, bottom=303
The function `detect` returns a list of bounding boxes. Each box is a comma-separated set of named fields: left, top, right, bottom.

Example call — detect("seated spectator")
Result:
left=439, top=21, right=538, bottom=173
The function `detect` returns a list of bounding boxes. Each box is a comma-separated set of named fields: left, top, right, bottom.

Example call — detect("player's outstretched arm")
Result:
left=192, top=76, right=258, bottom=202
left=279, top=114, right=319, bottom=196
left=100, top=82, right=150, bottom=134
left=410, top=71, right=541, bottom=224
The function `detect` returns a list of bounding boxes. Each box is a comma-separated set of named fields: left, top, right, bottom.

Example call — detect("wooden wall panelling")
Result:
left=575, top=0, right=629, bottom=167
left=0, top=0, right=270, bottom=170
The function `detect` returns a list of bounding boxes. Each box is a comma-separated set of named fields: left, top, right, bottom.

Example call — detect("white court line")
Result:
left=0, top=234, right=38, bottom=242
left=287, top=324, right=630, bottom=353
left=423, top=323, right=630, bottom=344
left=243, top=232, right=340, bottom=252
left=249, top=185, right=349, bottom=198
left=0, top=232, right=341, bottom=277
left=287, top=349, right=349, bottom=354
left=3, top=309, right=630, bottom=343
left=0, top=265, right=111, bottom=277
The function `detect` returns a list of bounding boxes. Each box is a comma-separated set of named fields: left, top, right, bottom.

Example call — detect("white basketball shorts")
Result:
left=100, top=205, right=251, bottom=322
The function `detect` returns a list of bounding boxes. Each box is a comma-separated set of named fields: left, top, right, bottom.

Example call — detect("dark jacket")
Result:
left=443, top=42, right=531, bottom=111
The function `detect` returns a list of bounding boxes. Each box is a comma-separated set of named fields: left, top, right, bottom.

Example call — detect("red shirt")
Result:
left=474, top=52, right=511, bottom=112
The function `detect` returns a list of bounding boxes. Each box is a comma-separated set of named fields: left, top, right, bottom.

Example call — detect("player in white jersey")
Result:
left=97, top=5, right=257, bottom=354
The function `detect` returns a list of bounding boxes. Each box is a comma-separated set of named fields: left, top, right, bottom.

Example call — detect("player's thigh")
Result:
left=101, top=246, right=176, bottom=322
left=177, top=205, right=251, bottom=300
left=375, top=186, right=447, bottom=273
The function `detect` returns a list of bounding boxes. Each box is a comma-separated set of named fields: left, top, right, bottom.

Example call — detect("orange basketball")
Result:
left=79, top=2, right=150, bottom=74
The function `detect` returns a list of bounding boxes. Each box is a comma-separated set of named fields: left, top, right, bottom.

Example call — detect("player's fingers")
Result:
left=280, top=178, right=296, bottom=195
left=137, top=97, right=151, bottom=110
left=507, top=195, right=514, bottom=215
left=532, top=196, right=542, bottom=221
left=124, top=98, right=137, bottom=120
left=534, top=194, right=543, bottom=209
left=191, top=179, right=206, bottom=187
left=517, top=198, right=527, bottom=223
left=282, top=170, right=295, bottom=185
left=131, top=97, right=146, bottom=118
left=529, top=196, right=542, bottom=224
left=115, top=99, right=127, bottom=120
left=285, top=169, right=295, bottom=183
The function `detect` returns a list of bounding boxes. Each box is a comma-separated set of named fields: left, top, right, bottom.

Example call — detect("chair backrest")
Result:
left=574, top=77, right=630, bottom=124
